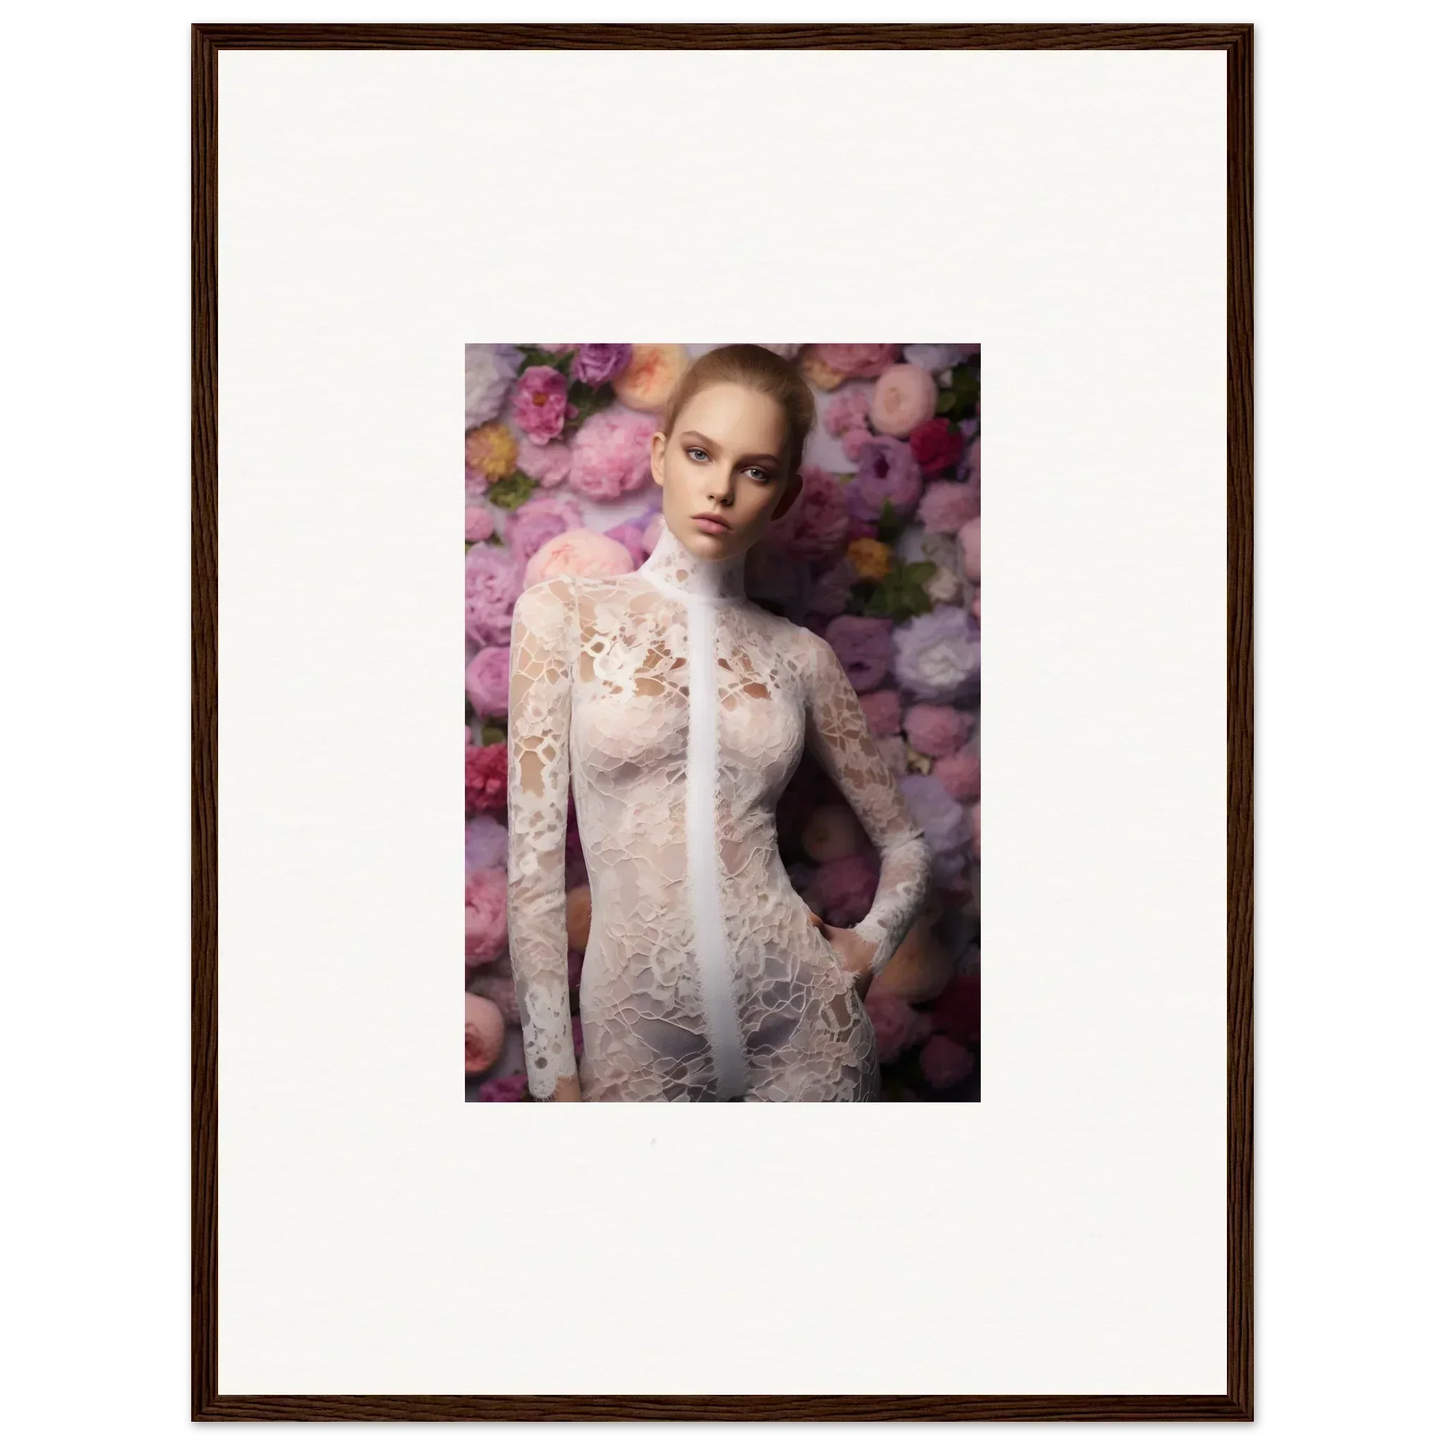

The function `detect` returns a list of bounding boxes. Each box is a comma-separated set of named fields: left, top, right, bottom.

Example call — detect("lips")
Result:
left=692, top=513, right=731, bottom=533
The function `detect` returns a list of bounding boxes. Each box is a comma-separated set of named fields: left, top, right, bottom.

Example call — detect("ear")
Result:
left=649, top=430, right=667, bottom=488
left=770, top=467, right=805, bottom=521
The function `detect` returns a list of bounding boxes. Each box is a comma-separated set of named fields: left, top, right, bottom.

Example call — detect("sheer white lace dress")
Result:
left=505, top=515, right=932, bottom=1102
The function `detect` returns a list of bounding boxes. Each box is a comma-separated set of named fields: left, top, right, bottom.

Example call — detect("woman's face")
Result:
left=650, top=381, right=802, bottom=560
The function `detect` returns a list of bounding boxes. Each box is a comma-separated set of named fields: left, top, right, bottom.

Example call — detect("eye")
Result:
left=745, top=465, right=775, bottom=483
left=685, top=446, right=709, bottom=463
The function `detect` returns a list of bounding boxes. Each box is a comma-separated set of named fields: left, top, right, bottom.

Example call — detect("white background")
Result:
left=218, top=42, right=1223, bottom=1396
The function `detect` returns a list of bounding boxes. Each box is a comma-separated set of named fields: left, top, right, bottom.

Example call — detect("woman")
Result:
left=506, top=344, right=931, bottom=1101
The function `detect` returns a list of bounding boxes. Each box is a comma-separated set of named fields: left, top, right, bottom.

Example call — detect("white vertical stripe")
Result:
left=685, top=596, right=748, bottom=1100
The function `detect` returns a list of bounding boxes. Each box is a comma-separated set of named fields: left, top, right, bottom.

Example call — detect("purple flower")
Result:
left=506, top=493, right=584, bottom=560
left=570, top=344, right=633, bottom=387
left=508, top=365, right=575, bottom=446
left=809, top=557, right=859, bottom=618
left=892, top=606, right=980, bottom=702
left=464, top=545, right=526, bottom=647
left=846, top=435, right=923, bottom=522
left=603, top=520, right=650, bottom=569
left=767, top=465, right=850, bottom=563
left=465, top=344, right=524, bottom=428
left=899, top=773, right=969, bottom=881
left=823, top=615, right=894, bottom=692
left=465, top=813, right=510, bottom=871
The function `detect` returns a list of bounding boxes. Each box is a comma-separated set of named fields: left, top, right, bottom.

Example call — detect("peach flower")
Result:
left=565, top=884, right=592, bottom=951
left=869, top=364, right=938, bottom=438
left=801, top=804, right=865, bottom=863
left=811, top=344, right=899, bottom=379
left=523, top=529, right=636, bottom=589
left=465, top=992, right=506, bottom=1074
left=799, top=348, right=848, bottom=391
left=464, top=421, right=518, bottom=485
left=847, top=537, right=893, bottom=582
left=613, top=343, right=689, bottom=412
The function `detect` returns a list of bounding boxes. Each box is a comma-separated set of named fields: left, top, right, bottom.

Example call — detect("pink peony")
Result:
left=465, top=645, right=511, bottom=720
left=603, top=520, right=650, bottom=569
left=465, top=813, right=509, bottom=871
left=959, top=517, right=980, bottom=583
left=919, top=1034, right=975, bottom=1089
left=865, top=983, right=934, bottom=1063
left=869, top=364, right=938, bottom=438
left=801, top=804, right=865, bottom=863
left=932, top=748, right=981, bottom=804
left=506, top=493, right=584, bottom=560
left=464, top=866, right=508, bottom=964
left=508, top=365, right=576, bottom=445
left=823, top=615, right=894, bottom=692
left=568, top=407, right=658, bottom=501
left=823, top=385, right=873, bottom=439
left=767, top=465, right=850, bottom=563
left=464, top=507, right=495, bottom=542
left=516, top=434, right=573, bottom=488
left=475, top=1071, right=529, bottom=1103
left=809, top=853, right=880, bottom=927
left=523, top=529, right=636, bottom=589
left=812, top=344, right=899, bottom=379
left=909, top=417, right=965, bottom=479
left=465, top=743, right=508, bottom=815
left=570, top=343, right=633, bottom=387
left=465, top=992, right=506, bottom=1074
left=903, top=703, right=969, bottom=758
left=918, top=481, right=978, bottom=534
left=858, top=688, right=902, bottom=737
left=464, top=545, right=526, bottom=647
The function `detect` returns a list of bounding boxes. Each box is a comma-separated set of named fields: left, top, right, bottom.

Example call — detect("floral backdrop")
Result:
left=464, top=343, right=981, bottom=1101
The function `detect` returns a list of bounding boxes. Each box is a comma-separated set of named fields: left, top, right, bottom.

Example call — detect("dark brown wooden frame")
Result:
left=193, top=21, right=1252, bottom=1423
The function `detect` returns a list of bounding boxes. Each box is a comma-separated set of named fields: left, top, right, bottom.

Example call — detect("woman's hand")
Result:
left=533, top=1072, right=582, bottom=1102
left=807, top=910, right=876, bottom=1001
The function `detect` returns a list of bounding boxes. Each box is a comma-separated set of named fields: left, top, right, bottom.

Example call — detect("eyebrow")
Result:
left=679, top=430, right=779, bottom=466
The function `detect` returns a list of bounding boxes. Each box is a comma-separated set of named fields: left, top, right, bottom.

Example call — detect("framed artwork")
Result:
left=194, top=21, right=1252, bottom=1421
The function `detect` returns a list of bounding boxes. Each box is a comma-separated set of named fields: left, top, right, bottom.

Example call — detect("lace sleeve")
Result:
left=803, top=630, right=932, bottom=978
left=506, top=577, right=578, bottom=1100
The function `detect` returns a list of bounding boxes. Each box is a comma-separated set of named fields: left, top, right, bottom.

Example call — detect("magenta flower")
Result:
left=768, top=464, right=850, bottom=563
left=509, top=365, right=576, bottom=445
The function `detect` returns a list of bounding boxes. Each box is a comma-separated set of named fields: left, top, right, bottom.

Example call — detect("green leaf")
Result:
left=900, top=561, right=937, bottom=584
left=936, top=391, right=956, bottom=413
left=480, top=724, right=507, bottom=746
left=487, top=471, right=538, bottom=511
left=876, top=497, right=903, bottom=544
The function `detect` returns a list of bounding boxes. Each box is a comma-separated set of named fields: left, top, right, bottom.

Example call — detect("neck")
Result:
left=638, top=513, right=748, bottom=602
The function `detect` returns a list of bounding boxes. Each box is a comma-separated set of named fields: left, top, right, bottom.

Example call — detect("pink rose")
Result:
left=932, top=748, right=980, bottom=804
left=959, top=517, right=981, bottom=583
left=516, top=435, right=573, bottom=488
left=508, top=365, right=576, bottom=445
left=909, top=417, right=964, bottom=479
left=767, top=465, right=850, bottom=563
left=523, top=529, right=636, bottom=589
left=869, top=364, right=938, bottom=438
left=903, top=703, right=969, bottom=758
left=858, top=688, right=902, bottom=738
left=865, top=983, right=934, bottom=1063
left=465, top=645, right=511, bottom=720
left=801, top=804, right=865, bottom=863
left=919, top=1034, right=975, bottom=1089
left=918, top=481, right=978, bottom=534
left=465, top=992, right=506, bottom=1074
left=464, top=867, right=508, bottom=964
left=812, top=344, right=899, bottom=379
left=568, top=406, right=658, bottom=501
left=464, top=507, right=495, bottom=542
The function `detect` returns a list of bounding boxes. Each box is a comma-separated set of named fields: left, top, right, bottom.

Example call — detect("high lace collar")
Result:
left=637, top=513, right=748, bottom=603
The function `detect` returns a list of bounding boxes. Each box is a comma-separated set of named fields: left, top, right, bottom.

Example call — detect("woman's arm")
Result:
left=803, top=630, right=932, bottom=980
left=506, top=576, right=581, bottom=1101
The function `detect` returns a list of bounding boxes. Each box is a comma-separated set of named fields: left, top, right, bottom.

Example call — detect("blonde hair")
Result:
left=660, top=345, right=816, bottom=481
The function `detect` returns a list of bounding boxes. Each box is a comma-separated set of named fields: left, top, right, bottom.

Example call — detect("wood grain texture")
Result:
left=192, top=20, right=1253, bottom=1423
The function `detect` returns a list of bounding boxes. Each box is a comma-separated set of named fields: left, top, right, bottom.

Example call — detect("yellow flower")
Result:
left=614, top=344, right=689, bottom=412
left=847, top=537, right=893, bottom=582
left=799, top=346, right=848, bottom=391
left=465, top=422, right=518, bottom=483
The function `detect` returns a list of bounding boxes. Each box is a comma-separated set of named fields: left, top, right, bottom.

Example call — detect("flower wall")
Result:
left=465, top=343, right=981, bottom=1101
